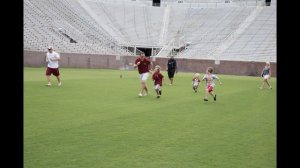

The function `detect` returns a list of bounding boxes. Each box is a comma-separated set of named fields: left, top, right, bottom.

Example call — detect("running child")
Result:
left=192, top=73, right=201, bottom=93
left=202, top=67, right=222, bottom=101
left=152, top=65, right=164, bottom=98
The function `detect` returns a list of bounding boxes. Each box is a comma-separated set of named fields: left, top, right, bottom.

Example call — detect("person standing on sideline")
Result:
left=192, top=73, right=201, bottom=93
left=45, top=46, right=61, bottom=87
left=133, top=53, right=153, bottom=97
left=259, top=62, right=272, bottom=89
left=166, top=56, right=177, bottom=85
left=152, top=65, right=164, bottom=98
left=202, top=67, right=222, bottom=101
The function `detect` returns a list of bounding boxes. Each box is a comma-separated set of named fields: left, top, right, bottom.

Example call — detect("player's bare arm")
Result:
left=133, top=61, right=140, bottom=68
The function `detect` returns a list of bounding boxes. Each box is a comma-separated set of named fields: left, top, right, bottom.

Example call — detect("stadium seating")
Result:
left=214, top=5, right=276, bottom=62
left=24, top=0, right=276, bottom=62
left=24, top=0, right=134, bottom=55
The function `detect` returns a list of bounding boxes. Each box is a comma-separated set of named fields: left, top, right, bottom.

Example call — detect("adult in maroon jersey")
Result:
left=133, top=53, right=153, bottom=97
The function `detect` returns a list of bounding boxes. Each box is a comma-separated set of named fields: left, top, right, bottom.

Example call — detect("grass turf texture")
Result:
left=24, top=67, right=276, bottom=168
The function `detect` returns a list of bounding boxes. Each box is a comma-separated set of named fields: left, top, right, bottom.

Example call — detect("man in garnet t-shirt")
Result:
left=133, top=53, right=153, bottom=97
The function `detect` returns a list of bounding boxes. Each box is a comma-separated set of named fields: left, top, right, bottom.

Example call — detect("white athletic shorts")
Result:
left=263, top=74, right=270, bottom=79
left=154, top=84, right=161, bottom=90
left=140, top=72, right=149, bottom=81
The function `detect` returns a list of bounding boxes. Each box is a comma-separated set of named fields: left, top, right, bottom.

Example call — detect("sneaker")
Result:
left=214, top=95, right=217, bottom=101
left=204, top=98, right=208, bottom=101
left=138, top=93, right=143, bottom=97
left=58, top=82, right=62, bottom=87
left=45, top=83, right=52, bottom=86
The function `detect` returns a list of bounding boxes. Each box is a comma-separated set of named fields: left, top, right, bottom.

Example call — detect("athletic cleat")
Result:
left=58, top=82, right=62, bottom=87
left=138, top=93, right=143, bottom=97
left=214, top=95, right=217, bottom=101
left=45, top=83, right=52, bottom=86
left=204, top=98, right=208, bottom=101
left=269, top=86, right=272, bottom=89
left=157, top=95, right=160, bottom=98
left=259, top=87, right=263, bottom=89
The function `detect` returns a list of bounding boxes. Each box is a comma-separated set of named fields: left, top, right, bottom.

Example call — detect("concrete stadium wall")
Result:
left=24, top=50, right=276, bottom=77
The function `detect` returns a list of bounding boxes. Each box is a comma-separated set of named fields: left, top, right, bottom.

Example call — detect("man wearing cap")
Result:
left=45, top=46, right=61, bottom=86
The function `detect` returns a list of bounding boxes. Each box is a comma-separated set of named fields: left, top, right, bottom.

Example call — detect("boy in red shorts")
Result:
left=201, top=67, right=222, bottom=101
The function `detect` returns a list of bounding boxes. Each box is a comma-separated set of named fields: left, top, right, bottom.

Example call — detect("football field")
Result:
left=24, top=67, right=276, bottom=168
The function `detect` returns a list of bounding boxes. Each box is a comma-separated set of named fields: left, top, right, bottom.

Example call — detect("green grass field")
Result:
left=24, top=67, right=276, bottom=168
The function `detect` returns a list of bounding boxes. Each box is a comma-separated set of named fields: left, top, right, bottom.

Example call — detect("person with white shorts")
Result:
left=259, top=62, right=272, bottom=89
left=133, top=53, right=153, bottom=97
left=192, top=73, right=201, bottom=93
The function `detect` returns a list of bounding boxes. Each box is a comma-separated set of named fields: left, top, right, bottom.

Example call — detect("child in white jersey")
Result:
left=202, top=67, right=222, bottom=101
left=192, top=73, right=201, bottom=93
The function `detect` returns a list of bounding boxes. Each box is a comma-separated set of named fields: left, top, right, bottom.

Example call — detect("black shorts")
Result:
left=168, top=69, right=176, bottom=78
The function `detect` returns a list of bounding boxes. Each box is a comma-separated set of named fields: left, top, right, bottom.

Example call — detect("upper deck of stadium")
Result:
left=24, top=0, right=276, bottom=62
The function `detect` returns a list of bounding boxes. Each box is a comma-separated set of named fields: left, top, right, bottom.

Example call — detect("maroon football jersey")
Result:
left=135, top=57, right=151, bottom=74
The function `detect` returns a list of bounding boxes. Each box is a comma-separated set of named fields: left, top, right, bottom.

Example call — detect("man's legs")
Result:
left=168, top=71, right=175, bottom=85
left=139, top=81, right=144, bottom=96
left=142, top=80, right=148, bottom=95
left=46, top=75, right=51, bottom=86
left=138, top=73, right=149, bottom=96
left=56, top=76, right=61, bottom=86
left=54, top=69, right=61, bottom=86
left=139, top=80, right=148, bottom=96
left=45, top=68, right=52, bottom=86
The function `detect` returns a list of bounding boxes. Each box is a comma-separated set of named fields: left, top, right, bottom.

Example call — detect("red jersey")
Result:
left=152, top=71, right=164, bottom=86
left=135, top=57, right=151, bottom=74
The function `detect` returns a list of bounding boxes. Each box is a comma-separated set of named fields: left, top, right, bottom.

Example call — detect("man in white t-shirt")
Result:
left=45, top=46, right=61, bottom=86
